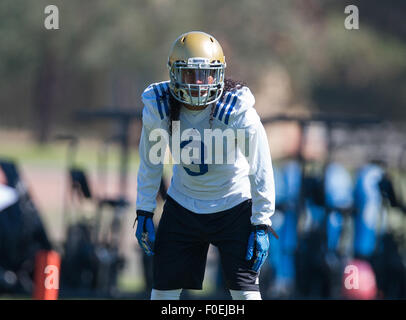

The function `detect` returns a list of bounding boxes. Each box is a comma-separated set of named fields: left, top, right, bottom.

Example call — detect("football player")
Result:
left=135, top=31, right=276, bottom=300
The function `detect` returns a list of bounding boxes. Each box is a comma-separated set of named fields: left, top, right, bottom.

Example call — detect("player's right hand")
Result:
left=134, top=210, right=155, bottom=256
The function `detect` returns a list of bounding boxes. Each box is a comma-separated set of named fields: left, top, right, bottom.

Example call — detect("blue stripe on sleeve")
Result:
left=224, top=95, right=238, bottom=125
left=213, top=100, right=222, bottom=118
left=152, top=84, right=164, bottom=120
left=158, top=83, right=169, bottom=116
left=213, top=92, right=230, bottom=118
left=218, top=93, right=233, bottom=121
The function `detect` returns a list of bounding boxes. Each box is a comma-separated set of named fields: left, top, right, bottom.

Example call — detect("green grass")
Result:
left=117, top=274, right=145, bottom=293
left=0, top=131, right=179, bottom=178
left=0, top=133, right=141, bottom=171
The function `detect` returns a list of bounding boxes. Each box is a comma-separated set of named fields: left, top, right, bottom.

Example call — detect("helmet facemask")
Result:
left=168, top=57, right=225, bottom=107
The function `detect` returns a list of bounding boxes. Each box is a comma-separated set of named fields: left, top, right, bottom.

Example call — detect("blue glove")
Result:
left=245, top=225, right=271, bottom=272
left=134, top=210, right=155, bottom=256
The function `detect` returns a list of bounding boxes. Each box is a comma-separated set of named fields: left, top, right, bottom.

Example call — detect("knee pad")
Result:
left=229, top=290, right=262, bottom=300
left=150, top=289, right=182, bottom=300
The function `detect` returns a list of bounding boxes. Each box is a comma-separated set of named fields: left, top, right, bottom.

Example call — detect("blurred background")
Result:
left=0, top=0, right=406, bottom=299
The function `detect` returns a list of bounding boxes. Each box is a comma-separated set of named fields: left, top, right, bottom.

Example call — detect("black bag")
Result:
left=0, top=159, right=51, bottom=294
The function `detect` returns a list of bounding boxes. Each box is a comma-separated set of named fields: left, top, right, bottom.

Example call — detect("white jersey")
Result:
left=136, top=80, right=275, bottom=226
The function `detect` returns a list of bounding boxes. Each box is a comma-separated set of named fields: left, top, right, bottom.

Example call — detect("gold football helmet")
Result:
left=167, top=31, right=226, bottom=107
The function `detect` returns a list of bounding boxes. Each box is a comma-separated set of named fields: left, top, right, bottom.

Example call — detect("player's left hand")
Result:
left=134, top=210, right=155, bottom=256
left=245, top=225, right=270, bottom=273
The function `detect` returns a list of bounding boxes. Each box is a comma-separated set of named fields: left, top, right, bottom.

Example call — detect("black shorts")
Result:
left=152, top=195, right=259, bottom=291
